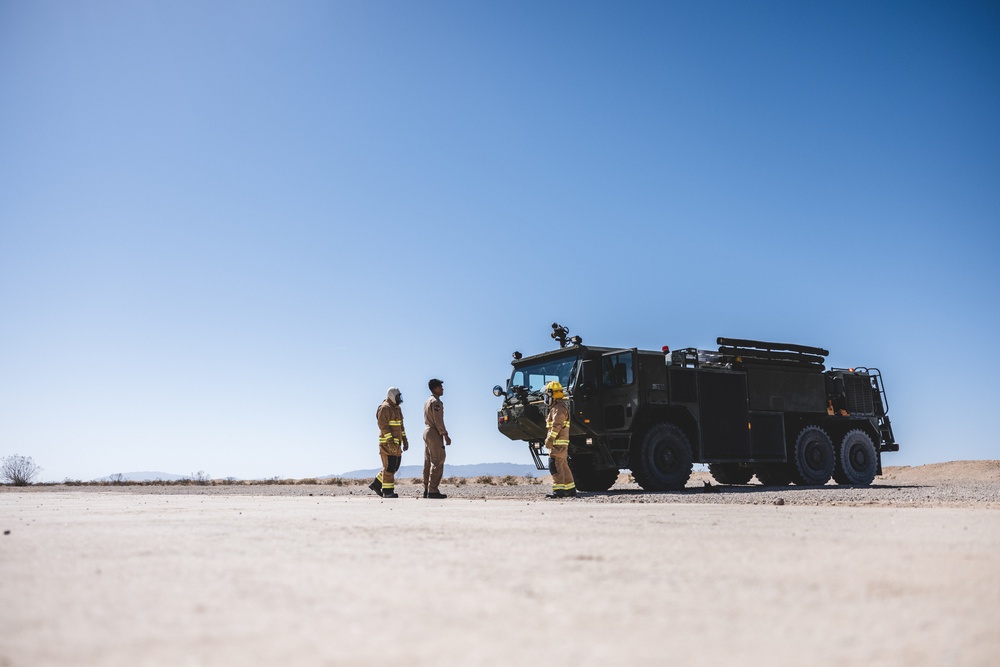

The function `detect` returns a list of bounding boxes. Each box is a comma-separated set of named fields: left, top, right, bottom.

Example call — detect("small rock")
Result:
left=775, top=498, right=785, bottom=506
left=3, top=530, right=9, bottom=535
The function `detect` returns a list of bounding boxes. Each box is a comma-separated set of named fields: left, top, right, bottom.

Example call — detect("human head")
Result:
left=386, top=387, right=402, bottom=405
left=428, top=378, right=444, bottom=397
left=544, top=380, right=564, bottom=406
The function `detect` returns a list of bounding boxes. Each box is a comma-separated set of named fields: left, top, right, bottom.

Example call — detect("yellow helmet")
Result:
left=545, top=381, right=565, bottom=400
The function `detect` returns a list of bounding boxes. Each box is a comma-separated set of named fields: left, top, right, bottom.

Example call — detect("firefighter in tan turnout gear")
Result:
left=422, top=378, right=451, bottom=499
left=369, top=387, right=408, bottom=499
left=544, top=381, right=576, bottom=498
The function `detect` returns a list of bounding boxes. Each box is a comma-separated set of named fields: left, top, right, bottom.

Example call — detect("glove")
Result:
left=445, top=435, right=452, bottom=446
left=402, top=441, right=409, bottom=452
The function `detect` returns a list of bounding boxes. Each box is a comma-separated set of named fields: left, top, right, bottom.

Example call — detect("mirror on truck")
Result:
left=580, top=360, right=597, bottom=387
left=493, top=385, right=505, bottom=397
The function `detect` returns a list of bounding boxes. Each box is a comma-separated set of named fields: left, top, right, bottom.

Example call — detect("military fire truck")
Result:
left=493, top=324, right=899, bottom=491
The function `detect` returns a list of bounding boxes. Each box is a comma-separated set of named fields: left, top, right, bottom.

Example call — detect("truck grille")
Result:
left=845, top=375, right=875, bottom=415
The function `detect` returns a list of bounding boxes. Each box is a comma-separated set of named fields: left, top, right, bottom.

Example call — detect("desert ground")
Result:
left=2, top=461, right=999, bottom=667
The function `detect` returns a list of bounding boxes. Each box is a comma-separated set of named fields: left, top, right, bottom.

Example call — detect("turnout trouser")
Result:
left=376, top=443, right=402, bottom=492
left=549, top=445, right=575, bottom=493
left=423, top=428, right=446, bottom=493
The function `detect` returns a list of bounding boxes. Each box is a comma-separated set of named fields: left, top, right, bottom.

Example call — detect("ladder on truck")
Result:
left=857, top=367, right=899, bottom=452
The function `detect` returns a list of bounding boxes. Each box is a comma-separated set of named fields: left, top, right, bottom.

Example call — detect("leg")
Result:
left=422, top=428, right=432, bottom=494
left=427, top=431, right=446, bottom=494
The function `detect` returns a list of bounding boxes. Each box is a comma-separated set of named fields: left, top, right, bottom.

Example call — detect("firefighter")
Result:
left=369, top=387, right=408, bottom=499
left=544, top=381, right=576, bottom=498
left=422, top=378, right=451, bottom=499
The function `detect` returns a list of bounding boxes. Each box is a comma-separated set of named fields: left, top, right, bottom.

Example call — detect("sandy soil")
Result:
left=2, top=462, right=999, bottom=667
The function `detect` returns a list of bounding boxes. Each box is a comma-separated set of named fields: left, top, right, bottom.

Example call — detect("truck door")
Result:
left=571, top=349, right=637, bottom=433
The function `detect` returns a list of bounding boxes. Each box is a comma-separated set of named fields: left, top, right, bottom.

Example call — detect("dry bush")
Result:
left=475, top=475, right=496, bottom=485
left=528, top=476, right=543, bottom=485
left=298, top=478, right=319, bottom=485
left=442, top=477, right=467, bottom=486
left=407, top=477, right=424, bottom=485
left=63, top=478, right=83, bottom=486
left=1, top=454, right=42, bottom=486
left=500, top=475, right=519, bottom=486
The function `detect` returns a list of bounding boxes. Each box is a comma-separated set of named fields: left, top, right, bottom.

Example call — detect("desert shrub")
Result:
left=108, top=473, right=126, bottom=486
left=475, top=475, right=496, bottom=485
left=328, top=477, right=347, bottom=486
left=298, top=478, right=319, bottom=485
left=1, top=455, right=42, bottom=486
left=441, top=477, right=467, bottom=486
left=500, top=475, right=519, bottom=486
left=63, top=478, right=83, bottom=486
left=528, top=476, right=543, bottom=485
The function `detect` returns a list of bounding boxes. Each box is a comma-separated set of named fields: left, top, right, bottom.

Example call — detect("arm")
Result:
left=433, top=400, right=451, bottom=445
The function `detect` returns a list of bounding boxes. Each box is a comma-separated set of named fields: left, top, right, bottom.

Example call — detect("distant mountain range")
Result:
left=327, top=462, right=540, bottom=479
left=95, top=463, right=540, bottom=482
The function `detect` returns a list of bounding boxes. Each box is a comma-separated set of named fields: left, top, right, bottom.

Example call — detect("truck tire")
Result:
left=791, top=426, right=835, bottom=485
left=754, top=463, right=792, bottom=486
left=630, top=423, right=693, bottom=491
left=568, top=459, right=619, bottom=492
left=708, top=463, right=754, bottom=485
left=833, top=429, right=878, bottom=486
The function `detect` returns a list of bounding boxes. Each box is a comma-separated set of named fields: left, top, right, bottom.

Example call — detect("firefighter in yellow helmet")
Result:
left=544, top=380, right=576, bottom=498
left=369, top=387, right=408, bottom=499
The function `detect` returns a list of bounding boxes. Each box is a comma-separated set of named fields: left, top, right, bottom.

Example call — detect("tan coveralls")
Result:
left=376, top=400, right=407, bottom=493
left=545, top=398, right=575, bottom=493
left=423, top=395, right=448, bottom=493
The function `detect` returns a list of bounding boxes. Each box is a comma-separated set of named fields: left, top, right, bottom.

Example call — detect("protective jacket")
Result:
left=544, top=399, right=570, bottom=449
left=377, top=399, right=407, bottom=455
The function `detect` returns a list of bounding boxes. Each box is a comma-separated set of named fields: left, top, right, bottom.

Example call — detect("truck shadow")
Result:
left=591, top=483, right=928, bottom=496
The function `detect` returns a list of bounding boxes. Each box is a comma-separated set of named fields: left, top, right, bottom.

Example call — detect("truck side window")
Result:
left=602, top=353, right=634, bottom=387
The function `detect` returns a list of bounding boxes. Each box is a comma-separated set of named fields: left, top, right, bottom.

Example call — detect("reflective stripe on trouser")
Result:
left=549, top=445, right=575, bottom=491
left=379, top=443, right=402, bottom=490
left=423, top=428, right=446, bottom=493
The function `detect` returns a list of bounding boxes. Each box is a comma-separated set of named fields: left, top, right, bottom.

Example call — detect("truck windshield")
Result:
left=510, top=356, right=578, bottom=393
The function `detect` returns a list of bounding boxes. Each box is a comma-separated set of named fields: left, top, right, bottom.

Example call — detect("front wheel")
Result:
left=755, top=463, right=793, bottom=486
left=568, top=456, right=619, bottom=492
left=708, top=463, right=754, bottom=485
left=630, top=423, right=693, bottom=491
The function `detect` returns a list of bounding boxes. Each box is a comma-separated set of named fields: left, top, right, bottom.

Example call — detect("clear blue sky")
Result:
left=1, top=1, right=997, bottom=481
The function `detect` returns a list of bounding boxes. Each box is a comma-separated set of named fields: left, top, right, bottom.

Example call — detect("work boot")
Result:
left=423, top=487, right=428, bottom=499
left=564, top=488, right=577, bottom=498
left=427, top=491, right=447, bottom=499
left=368, top=480, right=383, bottom=497
left=545, top=490, right=566, bottom=499
left=382, top=488, right=399, bottom=499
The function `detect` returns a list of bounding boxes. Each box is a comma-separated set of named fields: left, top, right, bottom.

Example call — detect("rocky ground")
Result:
left=1, top=461, right=998, bottom=667
left=12, top=460, right=998, bottom=508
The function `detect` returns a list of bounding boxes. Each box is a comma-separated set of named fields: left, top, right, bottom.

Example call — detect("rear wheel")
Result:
left=833, top=429, right=878, bottom=486
left=630, top=423, right=693, bottom=491
left=755, top=463, right=793, bottom=486
left=568, top=456, right=619, bottom=492
left=708, top=463, right=754, bottom=485
left=791, top=426, right=835, bottom=485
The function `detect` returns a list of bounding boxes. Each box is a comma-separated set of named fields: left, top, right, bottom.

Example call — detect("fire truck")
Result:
left=493, top=324, right=899, bottom=491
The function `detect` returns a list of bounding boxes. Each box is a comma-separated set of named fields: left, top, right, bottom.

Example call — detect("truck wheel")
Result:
left=791, top=426, right=835, bottom=485
left=568, top=460, right=619, bottom=492
left=631, top=423, right=693, bottom=491
left=754, top=463, right=792, bottom=486
left=833, top=429, right=878, bottom=486
left=708, top=463, right=754, bottom=485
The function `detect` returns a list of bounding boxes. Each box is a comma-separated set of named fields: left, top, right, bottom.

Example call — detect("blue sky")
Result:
left=1, top=1, right=997, bottom=481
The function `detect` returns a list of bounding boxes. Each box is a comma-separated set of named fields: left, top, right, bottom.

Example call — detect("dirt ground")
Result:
left=2, top=462, right=999, bottom=667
